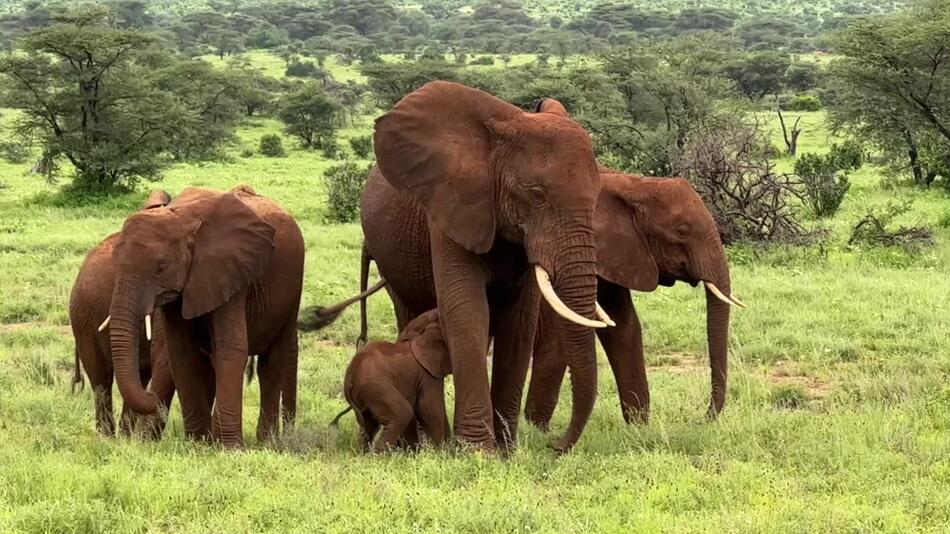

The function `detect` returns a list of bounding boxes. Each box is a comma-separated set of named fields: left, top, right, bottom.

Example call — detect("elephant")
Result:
left=333, top=309, right=452, bottom=452
left=525, top=170, right=746, bottom=429
left=308, top=84, right=613, bottom=453
left=69, top=189, right=176, bottom=437
left=106, top=185, right=305, bottom=448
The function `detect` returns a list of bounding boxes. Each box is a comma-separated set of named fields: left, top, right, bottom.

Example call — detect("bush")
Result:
left=794, top=141, right=863, bottom=217
left=324, top=161, right=369, bottom=223
left=785, top=94, right=822, bottom=111
left=849, top=199, right=935, bottom=251
left=259, top=134, right=286, bottom=157
left=469, top=56, right=495, bottom=66
left=240, top=147, right=255, bottom=158
left=348, top=135, right=373, bottom=159
left=285, top=61, right=323, bottom=78
left=322, top=141, right=343, bottom=160
left=0, top=141, right=30, bottom=164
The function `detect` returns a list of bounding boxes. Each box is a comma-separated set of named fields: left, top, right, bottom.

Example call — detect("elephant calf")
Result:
left=338, top=309, right=451, bottom=452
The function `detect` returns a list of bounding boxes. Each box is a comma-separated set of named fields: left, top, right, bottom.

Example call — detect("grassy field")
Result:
left=2, top=56, right=950, bottom=532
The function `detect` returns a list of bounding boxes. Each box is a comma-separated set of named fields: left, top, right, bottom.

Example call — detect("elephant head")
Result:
left=108, top=187, right=275, bottom=414
left=398, top=309, right=452, bottom=379
left=375, top=82, right=605, bottom=448
left=594, top=171, right=744, bottom=416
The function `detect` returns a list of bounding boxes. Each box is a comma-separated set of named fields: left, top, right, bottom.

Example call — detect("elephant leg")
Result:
left=77, top=332, right=115, bottom=437
left=357, top=245, right=371, bottom=348
left=163, top=308, right=213, bottom=441
left=400, top=417, right=421, bottom=451
left=362, top=385, right=413, bottom=453
left=210, top=295, right=249, bottom=448
left=430, top=233, right=494, bottom=449
left=417, top=381, right=449, bottom=447
left=140, top=315, right=176, bottom=440
left=597, top=283, right=650, bottom=424
left=355, top=409, right=379, bottom=453
left=386, top=287, right=417, bottom=336
left=489, top=273, right=540, bottom=454
left=524, top=304, right=569, bottom=431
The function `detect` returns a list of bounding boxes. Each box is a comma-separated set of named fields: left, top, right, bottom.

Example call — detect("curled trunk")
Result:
left=109, top=273, right=158, bottom=415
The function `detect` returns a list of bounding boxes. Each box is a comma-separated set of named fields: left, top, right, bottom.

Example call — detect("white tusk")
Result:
left=595, top=302, right=616, bottom=327
left=534, top=265, right=607, bottom=329
left=97, top=316, right=111, bottom=332
left=145, top=314, right=152, bottom=341
left=704, top=282, right=741, bottom=308
left=729, top=294, right=748, bottom=309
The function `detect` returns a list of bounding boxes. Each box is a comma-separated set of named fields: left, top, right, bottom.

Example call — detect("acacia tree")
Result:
left=826, top=0, right=950, bottom=185
left=276, top=82, right=344, bottom=150
left=0, top=6, right=239, bottom=191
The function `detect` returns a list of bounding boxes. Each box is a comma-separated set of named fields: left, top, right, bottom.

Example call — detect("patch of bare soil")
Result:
left=647, top=353, right=707, bottom=375
left=766, top=360, right=834, bottom=399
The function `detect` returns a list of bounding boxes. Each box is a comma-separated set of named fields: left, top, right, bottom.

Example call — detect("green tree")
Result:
left=0, top=6, right=238, bottom=191
left=277, top=82, right=344, bottom=149
left=360, top=60, right=460, bottom=108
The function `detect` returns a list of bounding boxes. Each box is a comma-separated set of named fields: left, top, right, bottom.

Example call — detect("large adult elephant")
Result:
left=362, top=83, right=608, bottom=452
left=107, top=185, right=304, bottom=447
left=525, top=170, right=745, bottom=429
left=69, top=190, right=175, bottom=438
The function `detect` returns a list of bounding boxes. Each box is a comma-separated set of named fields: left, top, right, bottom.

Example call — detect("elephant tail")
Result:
left=297, top=279, right=388, bottom=332
left=329, top=406, right=353, bottom=427
left=71, top=346, right=84, bottom=394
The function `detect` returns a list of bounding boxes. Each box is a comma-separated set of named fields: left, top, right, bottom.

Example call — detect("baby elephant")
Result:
left=337, top=309, right=452, bottom=452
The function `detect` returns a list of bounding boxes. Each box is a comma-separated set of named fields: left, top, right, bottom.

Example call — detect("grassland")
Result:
left=2, top=51, right=950, bottom=533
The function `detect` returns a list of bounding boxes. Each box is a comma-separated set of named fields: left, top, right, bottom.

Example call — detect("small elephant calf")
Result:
left=337, top=309, right=452, bottom=452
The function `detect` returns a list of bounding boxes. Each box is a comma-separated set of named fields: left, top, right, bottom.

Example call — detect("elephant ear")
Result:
left=142, top=189, right=172, bottom=210
left=594, top=190, right=659, bottom=292
left=374, top=81, right=521, bottom=254
left=173, top=192, right=276, bottom=320
left=534, top=98, right=570, bottom=117
left=405, top=310, right=451, bottom=378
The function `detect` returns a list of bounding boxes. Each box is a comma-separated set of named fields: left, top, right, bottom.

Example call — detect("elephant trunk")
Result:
left=547, top=235, right=599, bottom=453
left=701, top=252, right=732, bottom=417
left=109, top=272, right=158, bottom=415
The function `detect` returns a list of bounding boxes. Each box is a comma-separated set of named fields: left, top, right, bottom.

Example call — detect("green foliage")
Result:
left=849, top=199, right=936, bottom=251
left=285, top=60, right=323, bottom=78
left=722, top=51, right=791, bottom=101
left=277, top=82, right=344, bottom=150
left=785, top=94, right=822, bottom=112
left=795, top=151, right=853, bottom=218
left=360, top=60, right=460, bottom=109
left=258, top=133, right=285, bottom=157
left=348, top=135, right=373, bottom=159
left=323, top=160, right=368, bottom=223
left=0, top=6, right=240, bottom=192
left=769, top=385, right=809, bottom=410
left=0, top=140, right=30, bottom=164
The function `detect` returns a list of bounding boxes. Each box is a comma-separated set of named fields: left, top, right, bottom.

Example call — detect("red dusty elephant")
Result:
left=106, top=185, right=304, bottom=448
left=69, top=190, right=176, bottom=438
left=525, top=170, right=746, bottom=428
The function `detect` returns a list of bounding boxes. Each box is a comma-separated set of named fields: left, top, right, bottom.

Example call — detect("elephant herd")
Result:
left=69, top=81, right=744, bottom=454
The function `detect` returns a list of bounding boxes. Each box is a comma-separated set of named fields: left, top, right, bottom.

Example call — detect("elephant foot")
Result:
left=523, top=407, right=553, bottom=432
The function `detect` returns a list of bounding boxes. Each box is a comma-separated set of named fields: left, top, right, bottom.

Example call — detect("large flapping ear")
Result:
left=374, top=81, right=522, bottom=254
left=171, top=192, right=276, bottom=319
left=404, top=310, right=452, bottom=378
left=142, top=190, right=172, bottom=210
left=594, top=189, right=659, bottom=292
left=534, top=98, right=570, bottom=117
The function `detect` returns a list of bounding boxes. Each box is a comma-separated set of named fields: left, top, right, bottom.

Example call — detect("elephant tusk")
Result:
left=145, top=314, right=152, bottom=341
left=704, top=282, right=744, bottom=308
left=595, top=302, right=616, bottom=327
left=97, top=315, right=110, bottom=332
left=534, top=265, right=607, bottom=329
left=729, top=294, right=748, bottom=308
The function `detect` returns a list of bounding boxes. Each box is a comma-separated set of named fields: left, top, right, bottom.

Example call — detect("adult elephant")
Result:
left=107, top=185, right=304, bottom=447
left=525, top=170, right=745, bottom=429
left=354, top=83, right=609, bottom=452
left=69, top=190, right=175, bottom=437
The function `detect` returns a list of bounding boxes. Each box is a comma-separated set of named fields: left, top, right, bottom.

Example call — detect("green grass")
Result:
left=2, top=67, right=950, bottom=532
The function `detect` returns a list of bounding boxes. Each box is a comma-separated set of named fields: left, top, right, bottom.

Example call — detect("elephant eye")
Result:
left=156, top=259, right=169, bottom=274
left=527, top=185, right=546, bottom=206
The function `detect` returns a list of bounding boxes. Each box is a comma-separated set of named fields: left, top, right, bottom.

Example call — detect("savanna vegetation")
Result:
left=0, top=0, right=949, bottom=532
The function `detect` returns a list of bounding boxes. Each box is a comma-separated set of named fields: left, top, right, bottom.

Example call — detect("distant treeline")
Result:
left=0, top=0, right=906, bottom=58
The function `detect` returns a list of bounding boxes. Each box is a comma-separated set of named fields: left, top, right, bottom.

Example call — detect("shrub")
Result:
left=0, top=141, right=30, bottom=164
left=348, top=135, right=373, bottom=159
left=259, top=134, right=286, bottom=157
left=469, top=56, right=495, bottom=66
left=770, top=385, right=809, bottom=410
left=795, top=141, right=863, bottom=217
left=785, top=94, right=822, bottom=111
left=849, top=199, right=935, bottom=251
left=285, top=60, right=323, bottom=78
left=324, top=161, right=369, bottom=223
left=321, top=141, right=343, bottom=160
left=240, top=147, right=255, bottom=158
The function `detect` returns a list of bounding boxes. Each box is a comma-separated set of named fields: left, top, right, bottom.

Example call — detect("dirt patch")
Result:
left=647, top=353, right=707, bottom=375
left=0, top=322, right=70, bottom=334
left=766, top=360, right=833, bottom=399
